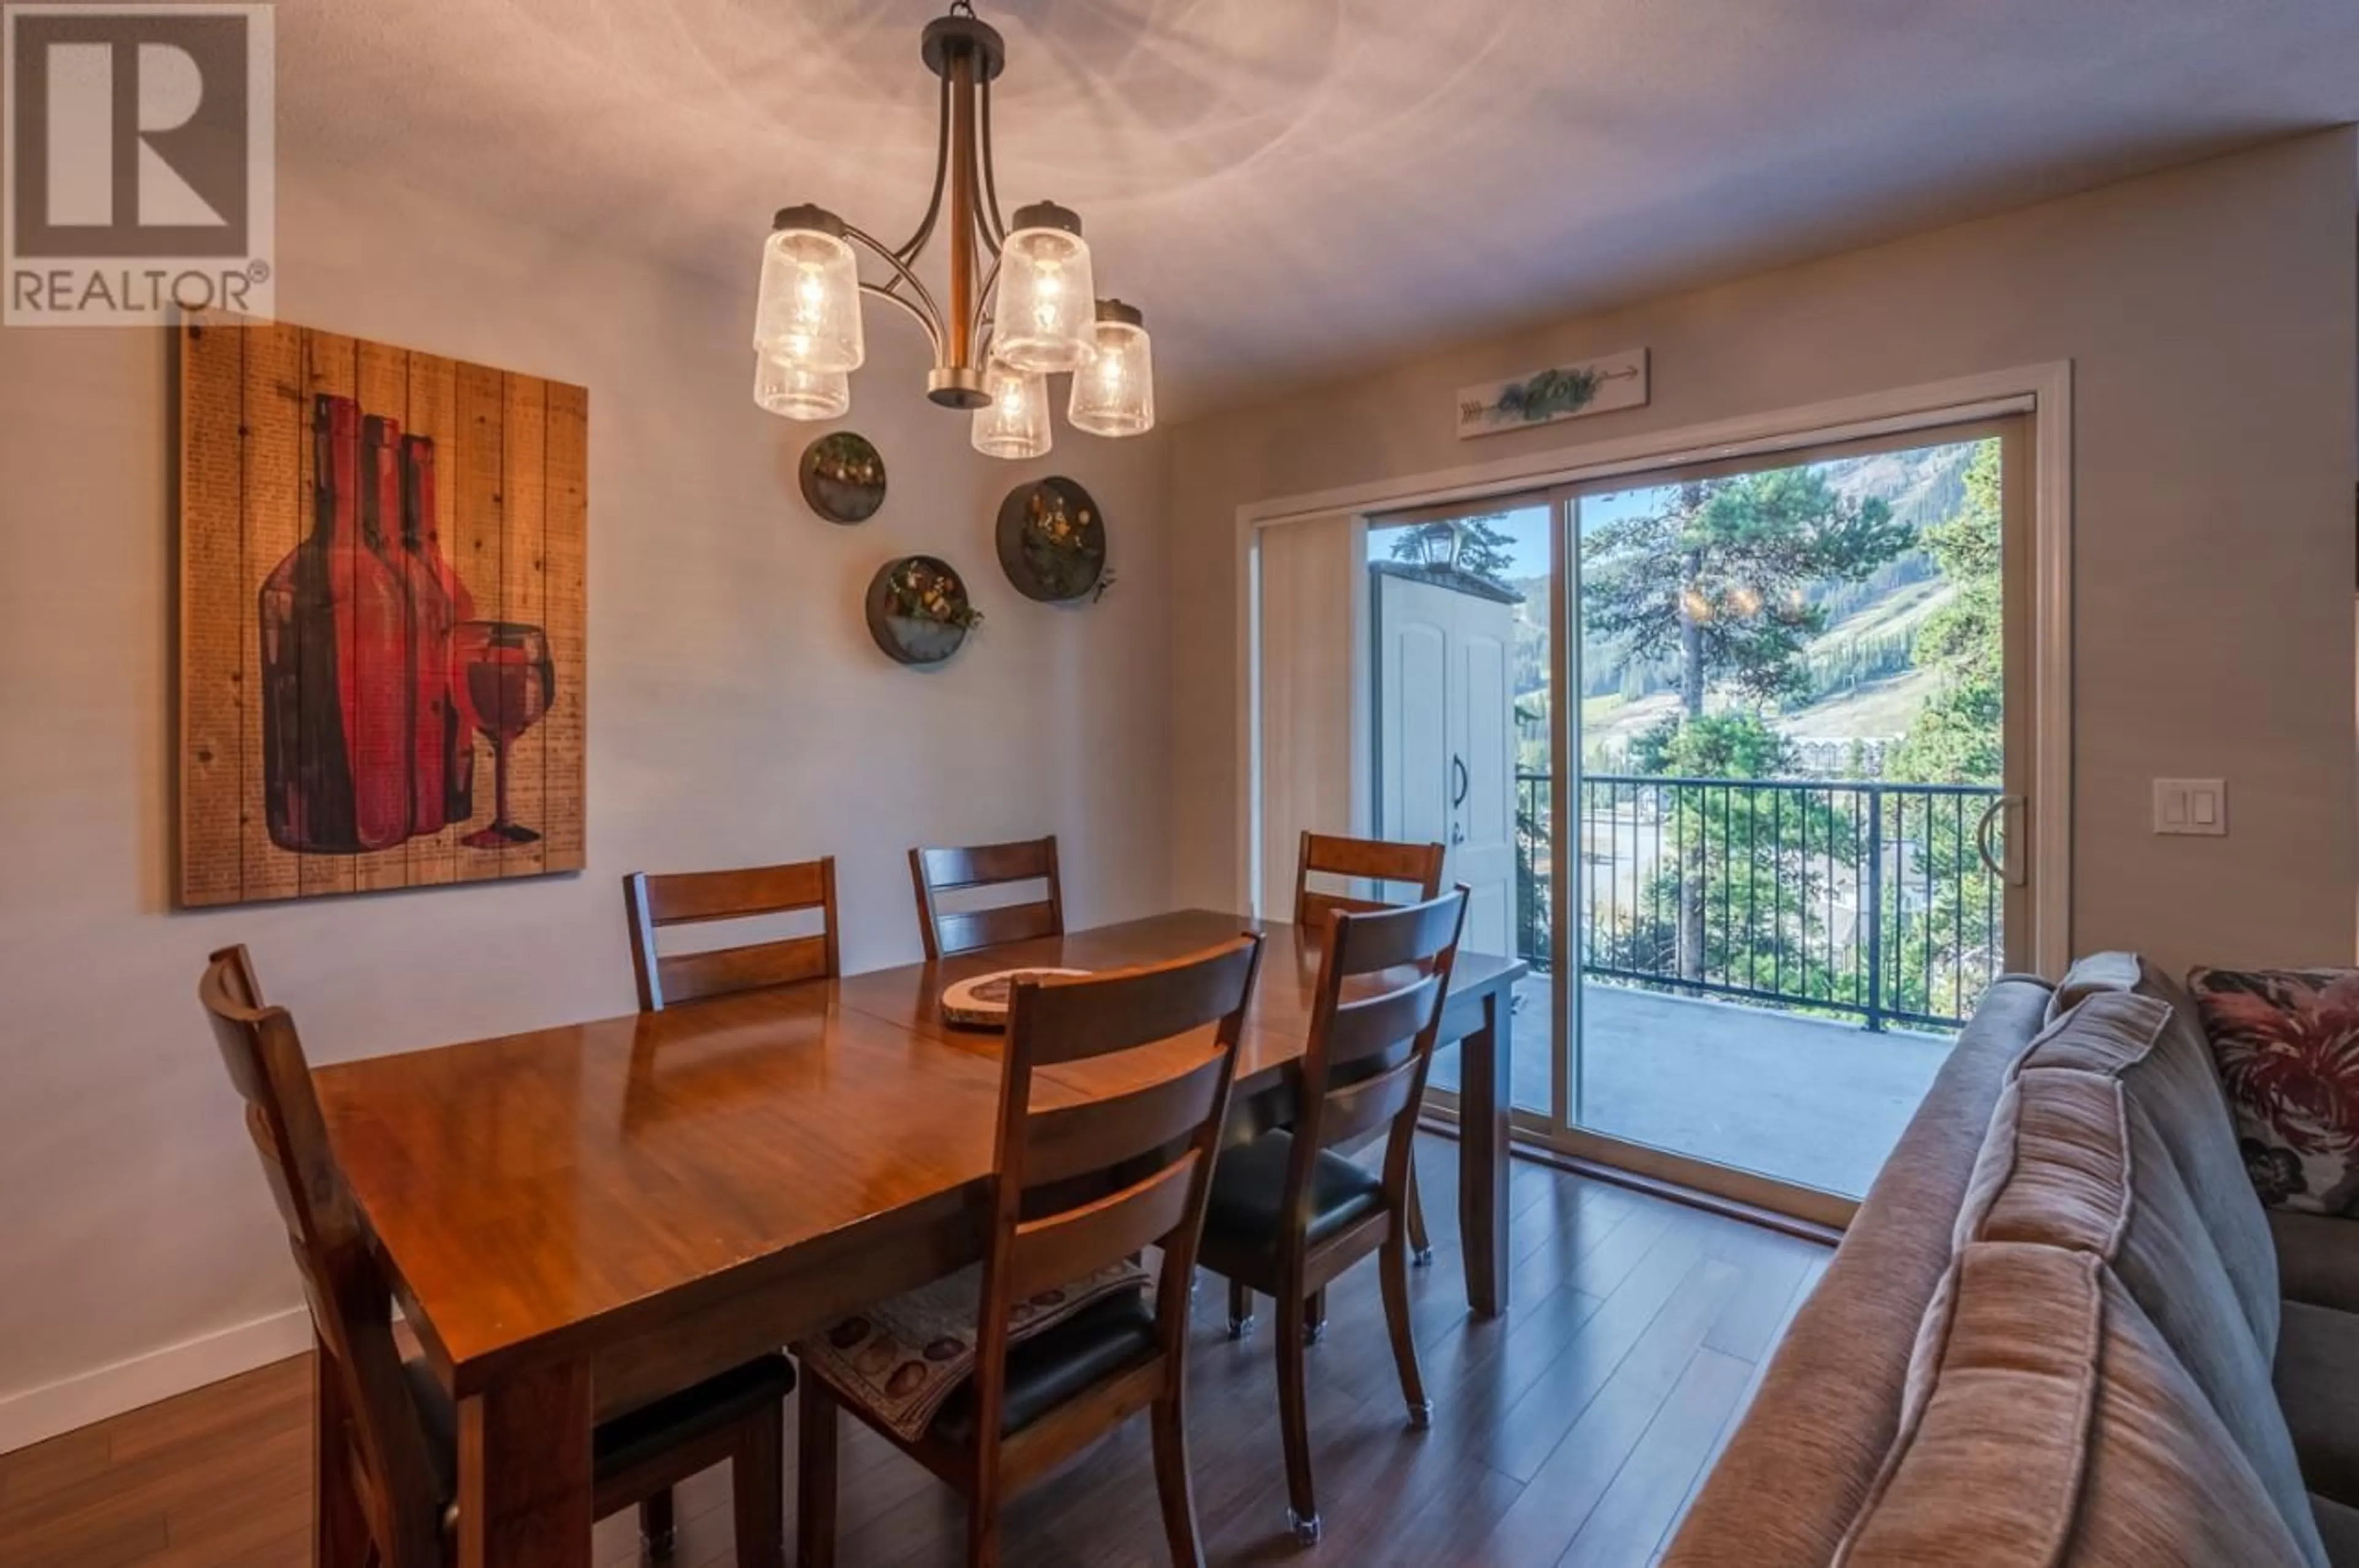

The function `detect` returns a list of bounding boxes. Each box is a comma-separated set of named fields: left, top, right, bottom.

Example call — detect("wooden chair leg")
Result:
left=1274, top=1298, right=1320, bottom=1545
left=1380, top=1232, right=1431, bottom=1429
left=732, top=1400, right=784, bottom=1568
left=1227, top=1279, right=1256, bottom=1339
left=1150, top=1386, right=1205, bottom=1568
left=965, top=1492, right=1002, bottom=1568
left=1303, top=1289, right=1328, bottom=1346
left=796, top=1382, right=839, bottom=1568
left=1406, top=1169, right=1434, bottom=1266
left=639, top=1488, right=677, bottom=1558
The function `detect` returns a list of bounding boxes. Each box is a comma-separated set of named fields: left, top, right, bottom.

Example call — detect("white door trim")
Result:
left=1234, top=361, right=2073, bottom=974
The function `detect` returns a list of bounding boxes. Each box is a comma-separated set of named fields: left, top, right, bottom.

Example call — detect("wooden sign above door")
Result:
left=176, top=315, right=587, bottom=906
left=1455, top=348, right=1648, bottom=439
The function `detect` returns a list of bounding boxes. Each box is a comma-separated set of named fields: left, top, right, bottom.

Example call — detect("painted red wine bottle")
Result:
left=257, top=394, right=413, bottom=853
left=400, top=432, right=474, bottom=828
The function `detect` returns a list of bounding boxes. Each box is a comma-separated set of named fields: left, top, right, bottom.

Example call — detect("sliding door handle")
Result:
left=1450, top=754, right=1469, bottom=808
left=1975, top=795, right=2027, bottom=887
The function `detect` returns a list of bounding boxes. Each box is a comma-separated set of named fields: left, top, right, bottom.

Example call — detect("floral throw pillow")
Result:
left=2186, top=967, right=2359, bottom=1217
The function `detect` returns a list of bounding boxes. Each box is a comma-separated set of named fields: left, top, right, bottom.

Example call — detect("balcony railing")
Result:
left=1516, top=771, right=2004, bottom=1031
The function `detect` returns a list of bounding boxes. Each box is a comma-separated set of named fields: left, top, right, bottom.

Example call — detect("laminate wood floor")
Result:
left=0, top=1139, right=1829, bottom=1568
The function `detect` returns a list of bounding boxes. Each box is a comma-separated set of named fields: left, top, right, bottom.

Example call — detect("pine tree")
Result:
left=1582, top=467, right=1909, bottom=978
left=1581, top=469, right=1912, bottom=718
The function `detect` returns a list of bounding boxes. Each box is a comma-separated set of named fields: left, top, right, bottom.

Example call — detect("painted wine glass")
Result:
left=452, top=620, right=555, bottom=848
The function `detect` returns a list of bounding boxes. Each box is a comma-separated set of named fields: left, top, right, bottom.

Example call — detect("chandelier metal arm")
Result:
left=842, top=222, right=947, bottom=356
left=971, top=254, right=1000, bottom=343
left=891, top=70, right=954, bottom=265
left=858, top=278, right=944, bottom=357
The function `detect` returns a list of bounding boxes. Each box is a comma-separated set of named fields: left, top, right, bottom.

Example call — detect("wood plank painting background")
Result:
left=177, top=315, right=586, bottom=907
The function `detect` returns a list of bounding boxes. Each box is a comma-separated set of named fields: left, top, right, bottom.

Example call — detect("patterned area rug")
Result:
left=795, top=1260, right=1151, bottom=1441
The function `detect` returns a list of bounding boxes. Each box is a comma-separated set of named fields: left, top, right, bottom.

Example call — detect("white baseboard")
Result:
left=0, top=1306, right=313, bottom=1456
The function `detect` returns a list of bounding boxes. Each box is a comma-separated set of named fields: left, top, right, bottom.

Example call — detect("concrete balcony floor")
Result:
left=1432, top=977, right=1955, bottom=1198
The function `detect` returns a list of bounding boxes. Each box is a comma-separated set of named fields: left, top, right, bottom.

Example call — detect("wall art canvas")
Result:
left=1455, top=348, right=1647, bottom=439
left=176, top=314, right=587, bottom=906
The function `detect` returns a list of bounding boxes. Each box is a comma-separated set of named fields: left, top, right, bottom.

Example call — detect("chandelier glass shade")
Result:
left=751, top=222, right=864, bottom=373
left=1067, top=299, right=1154, bottom=437
left=753, top=352, right=851, bottom=421
left=971, top=361, right=1052, bottom=459
left=748, top=3, right=1153, bottom=453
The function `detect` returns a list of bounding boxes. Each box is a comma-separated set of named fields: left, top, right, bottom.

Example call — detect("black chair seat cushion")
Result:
left=1202, top=1129, right=1386, bottom=1254
left=930, top=1289, right=1157, bottom=1445
left=405, top=1352, right=796, bottom=1506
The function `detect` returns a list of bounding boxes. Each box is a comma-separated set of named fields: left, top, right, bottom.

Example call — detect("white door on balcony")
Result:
left=1374, top=567, right=1517, bottom=955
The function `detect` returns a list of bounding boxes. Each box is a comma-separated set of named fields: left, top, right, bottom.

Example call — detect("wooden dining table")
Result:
left=312, top=908, right=1525, bottom=1568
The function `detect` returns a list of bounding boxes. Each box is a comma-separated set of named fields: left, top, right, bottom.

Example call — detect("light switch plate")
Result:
left=2154, top=779, right=2227, bottom=836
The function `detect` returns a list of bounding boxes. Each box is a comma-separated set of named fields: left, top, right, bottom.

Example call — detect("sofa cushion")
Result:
left=2279, top=1301, right=2359, bottom=1509
left=1954, top=1061, right=2321, bottom=1557
left=2275, top=1210, right=2359, bottom=1314
left=2039, top=951, right=2149, bottom=1029
left=2131, top=961, right=2285, bottom=1348
left=1662, top=975, right=2056, bottom=1568
left=1837, top=1242, right=2317, bottom=1568
left=2187, top=967, right=2359, bottom=1219
left=2027, top=959, right=2281, bottom=1351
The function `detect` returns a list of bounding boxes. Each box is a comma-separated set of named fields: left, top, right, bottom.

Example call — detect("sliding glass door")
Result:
left=1361, top=415, right=2036, bottom=1220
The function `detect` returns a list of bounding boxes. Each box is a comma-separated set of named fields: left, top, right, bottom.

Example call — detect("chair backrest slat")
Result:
left=1323, top=974, right=1445, bottom=1073
left=1280, top=891, right=1469, bottom=1242
left=1332, top=889, right=1468, bottom=975
left=654, top=934, right=831, bottom=1007
left=931, top=902, right=1060, bottom=962
left=1004, top=1153, right=1201, bottom=1301
left=640, top=859, right=830, bottom=925
left=1314, top=1056, right=1425, bottom=1150
left=625, top=857, right=839, bottom=1011
left=962, top=934, right=1262, bottom=1449
left=910, top=837, right=1063, bottom=961
left=198, top=947, right=445, bottom=1568
left=1293, top=832, right=1445, bottom=933
left=1021, top=1051, right=1229, bottom=1189
left=1019, top=952, right=1252, bottom=1067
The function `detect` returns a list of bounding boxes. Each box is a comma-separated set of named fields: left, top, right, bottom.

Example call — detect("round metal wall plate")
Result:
left=866, top=555, right=975, bottom=666
left=996, top=476, right=1106, bottom=603
left=800, top=431, right=886, bottom=524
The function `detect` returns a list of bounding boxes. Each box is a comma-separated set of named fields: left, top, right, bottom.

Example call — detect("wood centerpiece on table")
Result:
left=799, top=431, right=886, bottom=523
left=995, top=476, right=1109, bottom=603
left=866, top=555, right=981, bottom=666
left=938, top=968, right=1091, bottom=1030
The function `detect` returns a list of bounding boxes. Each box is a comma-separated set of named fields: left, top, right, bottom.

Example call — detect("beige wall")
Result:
left=1170, top=130, right=2359, bottom=979
left=0, top=160, right=1173, bottom=1433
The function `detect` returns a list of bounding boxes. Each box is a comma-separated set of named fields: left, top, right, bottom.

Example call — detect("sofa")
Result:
left=1663, top=953, right=2359, bottom=1567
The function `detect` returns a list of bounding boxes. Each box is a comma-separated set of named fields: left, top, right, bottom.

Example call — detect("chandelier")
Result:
left=749, top=2, right=1154, bottom=459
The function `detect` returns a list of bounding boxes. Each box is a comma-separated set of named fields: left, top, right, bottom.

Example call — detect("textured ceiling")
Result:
left=280, top=0, right=2359, bottom=417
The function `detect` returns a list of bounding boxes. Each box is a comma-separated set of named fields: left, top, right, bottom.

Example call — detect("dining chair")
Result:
left=624, top=856, right=840, bottom=1010
left=1292, top=830, right=1446, bottom=932
left=1291, top=830, right=1448, bottom=1271
left=198, top=946, right=796, bottom=1568
left=909, top=835, right=1063, bottom=960
left=1195, top=889, right=1468, bottom=1547
left=795, top=933, right=1267, bottom=1568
